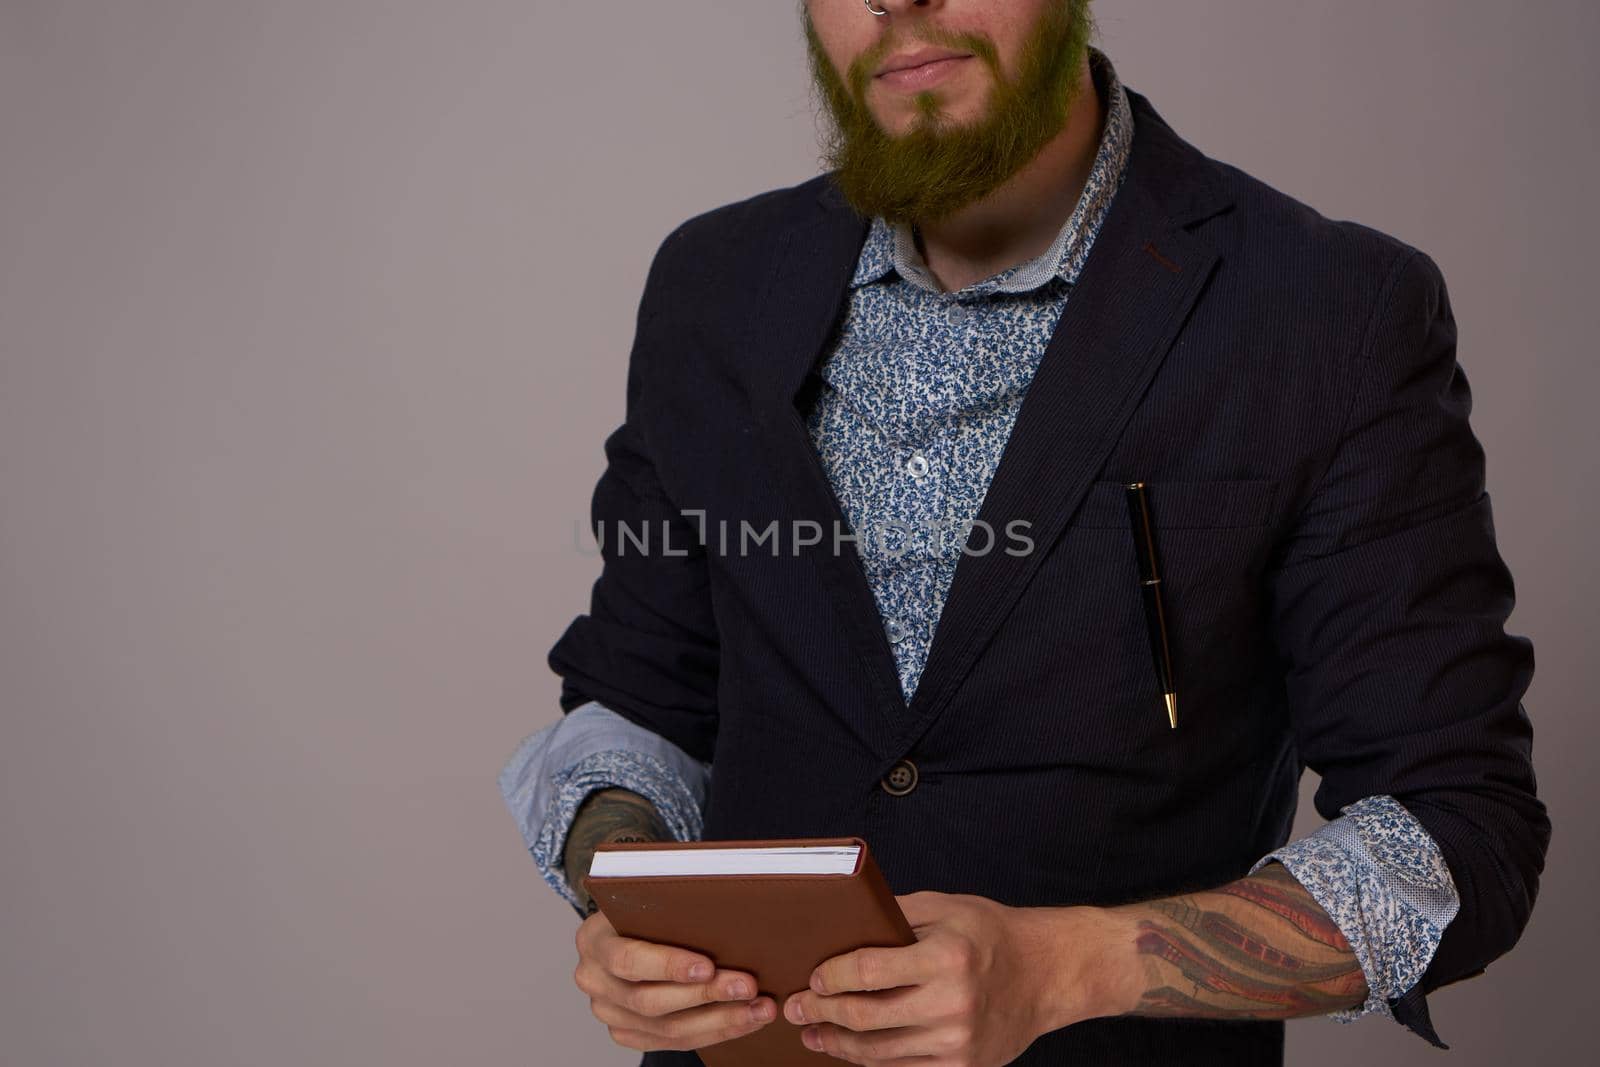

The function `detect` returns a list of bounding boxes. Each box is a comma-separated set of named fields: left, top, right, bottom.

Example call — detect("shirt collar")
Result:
left=848, top=47, right=1134, bottom=295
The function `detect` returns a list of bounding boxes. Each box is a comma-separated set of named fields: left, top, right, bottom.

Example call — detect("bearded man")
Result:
left=498, top=2, right=1549, bottom=1064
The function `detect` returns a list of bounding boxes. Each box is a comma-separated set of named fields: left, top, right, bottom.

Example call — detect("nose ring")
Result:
left=864, top=0, right=889, bottom=15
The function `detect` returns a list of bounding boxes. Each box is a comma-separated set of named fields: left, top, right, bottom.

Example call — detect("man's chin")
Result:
left=829, top=177, right=986, bottom=227
left=871, top=93, right=987, bottom=137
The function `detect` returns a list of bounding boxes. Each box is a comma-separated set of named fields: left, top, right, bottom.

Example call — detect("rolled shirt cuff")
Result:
left=1248, top=794, right=1460, bottom=1046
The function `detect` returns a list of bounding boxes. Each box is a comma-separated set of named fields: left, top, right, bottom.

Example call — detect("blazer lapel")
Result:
left=746, top=203, right=911, bottom=754
left=894, top=92, right=1234, bottom=754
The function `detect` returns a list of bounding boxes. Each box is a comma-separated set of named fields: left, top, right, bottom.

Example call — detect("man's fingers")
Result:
left=575, top=927, right=776, bottom=1050
left=583, top=965, right=762, bottom=1017
left=590, top=991, right=778, bottom=1050
left=601, top=933, right=718, bottom=984
left=786, top=983, right=926, bottom=1034
left=810, top=941, right=929, bottom=995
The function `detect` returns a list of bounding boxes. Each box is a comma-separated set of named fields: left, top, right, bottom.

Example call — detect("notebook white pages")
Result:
left=587, top=844, right=862, bottom=878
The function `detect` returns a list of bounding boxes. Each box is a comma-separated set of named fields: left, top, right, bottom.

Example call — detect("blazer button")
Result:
left=881, top=758, right=918, bottom=796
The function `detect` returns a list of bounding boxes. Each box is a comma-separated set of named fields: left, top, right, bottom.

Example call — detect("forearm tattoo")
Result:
left=564, top=787, right=670, bottom=917
left=1115, top=860, right=1368, bottom=1018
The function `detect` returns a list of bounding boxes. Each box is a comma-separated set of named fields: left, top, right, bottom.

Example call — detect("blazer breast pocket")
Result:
left=1066, top=478, right=1279, bottom=530
left=1034, top=477, right=1283, bottom=757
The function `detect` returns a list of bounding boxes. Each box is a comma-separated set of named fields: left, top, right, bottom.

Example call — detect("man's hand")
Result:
left=573, top=906, right=778, bottom=1053
left=565, top=788, right=777, bottom=1052
left=780, top=890, right=1120, bottom=1066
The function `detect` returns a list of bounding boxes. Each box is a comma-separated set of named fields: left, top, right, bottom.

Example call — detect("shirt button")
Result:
left=881, top=758, right=919, bottom=796
left=885, top=617, right=907, bottom=644
left=905, top=452, right=930, bottom=478
left=946, top=304, right=970, bottom=324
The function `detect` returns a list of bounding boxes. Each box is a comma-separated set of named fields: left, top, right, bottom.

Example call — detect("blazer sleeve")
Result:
left=545, top=224, right=722, bottom=766
left=1264, top=247, right=1551, bottom=1021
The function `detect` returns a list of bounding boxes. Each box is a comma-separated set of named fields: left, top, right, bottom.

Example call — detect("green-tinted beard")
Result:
left=803, top=1, right=1092, bottom=225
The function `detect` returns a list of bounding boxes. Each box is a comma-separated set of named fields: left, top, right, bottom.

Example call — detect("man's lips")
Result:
left=873, top=50, right=974, bottom=91
left=875, top=47, right=973, bottom=77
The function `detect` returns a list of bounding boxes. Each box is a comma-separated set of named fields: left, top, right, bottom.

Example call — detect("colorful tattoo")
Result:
left=1117, top=860, right=1368, bottom=1018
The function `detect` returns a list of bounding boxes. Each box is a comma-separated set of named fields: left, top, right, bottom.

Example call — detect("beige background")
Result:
left=1, top=1, right=1593, bottom=1063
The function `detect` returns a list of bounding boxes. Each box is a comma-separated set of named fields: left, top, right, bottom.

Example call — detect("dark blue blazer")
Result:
left=547, top=87, right=1549, bottom=1066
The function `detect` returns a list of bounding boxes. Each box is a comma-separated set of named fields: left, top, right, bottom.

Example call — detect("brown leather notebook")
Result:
left=581, top=836, right=917, bottom=1066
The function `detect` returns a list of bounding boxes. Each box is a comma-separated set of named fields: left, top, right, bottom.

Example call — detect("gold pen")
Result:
left=1124, top=482, right=1178, bottom=729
